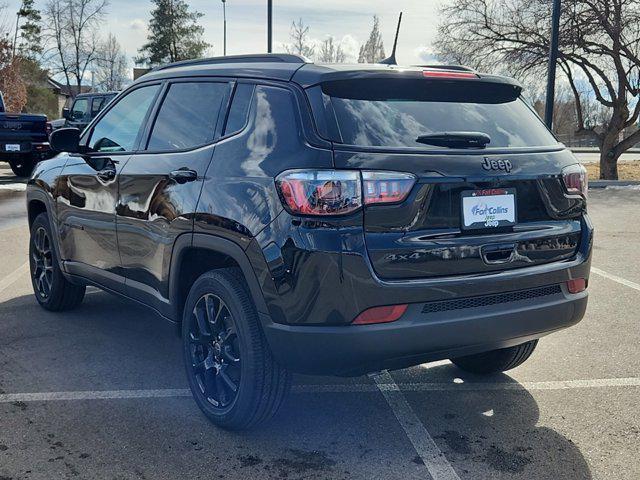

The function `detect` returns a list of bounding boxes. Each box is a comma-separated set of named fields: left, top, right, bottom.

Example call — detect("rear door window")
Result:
left=147, top=82, right=229, bottom=151
left=91, top=97, right=106, bottom=116
left=224, top=83, right=254, bottom=136
left=319, top=79, right=558, bottom=149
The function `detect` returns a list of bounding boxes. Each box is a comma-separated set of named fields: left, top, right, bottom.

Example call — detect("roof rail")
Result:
left=414, top=65, right=477, bottom=73
left=152, top=53, right=309, bottom=72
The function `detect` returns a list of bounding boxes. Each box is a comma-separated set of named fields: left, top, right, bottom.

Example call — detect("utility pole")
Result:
left=267, top=0, right=273, bottom=53
left=12, top=12, right=20, bottom=59
left=544, top=0, right=561, bottom=129
left=222, top=0, right=227, bottom=56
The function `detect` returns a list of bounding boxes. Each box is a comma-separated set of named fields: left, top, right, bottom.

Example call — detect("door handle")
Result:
left=96, top=167, right=116, bottom=182
left=169, top=168, right=198, bottom=184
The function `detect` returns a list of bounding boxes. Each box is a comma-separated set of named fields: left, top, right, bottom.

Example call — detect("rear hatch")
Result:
left=304, top=69, right=586, bottom=279
left=0, top=113, right=49, bottom=152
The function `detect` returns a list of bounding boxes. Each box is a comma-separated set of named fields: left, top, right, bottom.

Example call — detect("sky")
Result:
left=3, top=0, right=446, bottom=68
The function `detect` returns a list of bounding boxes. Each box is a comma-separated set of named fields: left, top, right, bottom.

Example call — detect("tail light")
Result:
left=562, top=164, right=588, bottom=197
left=275, top=170, right=415, bottom=217
left=276, top=170, right=362, bottom=216
left=363, top=171, right=416, bottom=205
left=352, top=304, right=408, bottom=325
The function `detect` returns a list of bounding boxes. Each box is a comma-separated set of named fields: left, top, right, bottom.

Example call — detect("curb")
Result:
left=589, top=180, right=640, bottom=189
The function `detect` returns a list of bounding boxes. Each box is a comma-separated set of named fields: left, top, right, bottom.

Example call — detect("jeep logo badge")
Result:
left=482, top=157, right=512, bottom=173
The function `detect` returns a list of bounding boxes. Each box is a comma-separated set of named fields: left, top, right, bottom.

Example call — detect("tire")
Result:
left=9, top=157, right=35, bottom=177
left=29, top=212, right=85, bottom=311
left=182, top=268, right=291, bottom=430
left=450, top=340, right=538, bottom=374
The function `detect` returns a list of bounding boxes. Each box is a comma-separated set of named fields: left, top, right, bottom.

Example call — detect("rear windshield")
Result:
left=320, top=79, right=558, bottom=149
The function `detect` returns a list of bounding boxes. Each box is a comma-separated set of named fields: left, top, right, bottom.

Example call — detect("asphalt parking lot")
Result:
left=0, top=164, right=638, bottom=480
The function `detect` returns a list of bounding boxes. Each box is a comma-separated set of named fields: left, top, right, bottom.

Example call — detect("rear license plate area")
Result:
left=461, top=188, right=517, bottom=230
left=4, top=144, right=21, bottom=152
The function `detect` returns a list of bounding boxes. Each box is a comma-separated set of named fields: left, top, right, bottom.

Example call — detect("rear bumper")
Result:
left=263, top=288, right=588, bottom=375
left=253, top=211, right=593, bottom=375
left=0, top=142, right=51, bottom=159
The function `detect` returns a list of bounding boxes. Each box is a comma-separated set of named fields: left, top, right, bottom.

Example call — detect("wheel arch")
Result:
left=26, top=189, right=68, bottom=275
left=27, top=198, right=48, bottom=228
left=169, top=234, right=269, bottom=323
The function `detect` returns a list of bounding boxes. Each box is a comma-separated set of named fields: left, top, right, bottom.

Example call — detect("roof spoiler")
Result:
left=151, top=53, right=309, bottom=73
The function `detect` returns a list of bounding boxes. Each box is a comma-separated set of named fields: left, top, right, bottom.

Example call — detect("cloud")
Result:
left=129, top=19, right=147, bottom=31
left=339, top=34, right=360, bottom=62
left=413, top=45, right=440, bottom=65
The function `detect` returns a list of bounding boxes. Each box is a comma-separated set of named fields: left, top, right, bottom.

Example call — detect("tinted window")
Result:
left=148, top=82, right=228, bottom=151
left=323, top=79, right=557, bottom=148
left=91, top=97, right=106, bottom=116
left=71, top=98, right=89, bottom=120
left=224, top=84, right=254, bottom=135
left=89, top=85, right=160, bottom=153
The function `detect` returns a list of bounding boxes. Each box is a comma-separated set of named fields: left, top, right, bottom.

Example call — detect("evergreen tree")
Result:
left=136, top=0, right=211, bottom=66
left=17, top=0, right=42, bottom=59
left=358, top=15, right=385, bottom=63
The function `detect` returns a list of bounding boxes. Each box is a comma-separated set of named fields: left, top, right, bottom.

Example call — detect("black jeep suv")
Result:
left=27, top=54, right=592, bottom=430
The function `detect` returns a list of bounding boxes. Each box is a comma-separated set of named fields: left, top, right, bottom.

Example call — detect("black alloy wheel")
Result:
left=29, top=212, right=85, bottom=311
left=31, top=226, right=54, bottom=299
left=188, top=293, right=242, bottom=411
left=182, top=268, right=291, bottom=430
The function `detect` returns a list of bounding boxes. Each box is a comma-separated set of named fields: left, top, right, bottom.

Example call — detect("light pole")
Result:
left=544, top=0, right=561, bottom=129
left=267, top=0, right=273, bottom=53
left=222, top=0, right=227, bottom=56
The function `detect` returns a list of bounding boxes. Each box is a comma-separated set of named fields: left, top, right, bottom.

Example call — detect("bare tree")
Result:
left=436, top=0, right=640, bottom=180
left=284, top=18, right=315, bottom=59
left=94, top=33, right=127, bottom=91
left=358, top=15, right=385, bottom=63
left=318, top=37, right=346, bottom=63
left=43, top=0, right=109, bottom=94
left=0, top=2, right=11, bottom=39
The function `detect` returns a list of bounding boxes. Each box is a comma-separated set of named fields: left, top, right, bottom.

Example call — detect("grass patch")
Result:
left=584, top=161, right=640, bottom=181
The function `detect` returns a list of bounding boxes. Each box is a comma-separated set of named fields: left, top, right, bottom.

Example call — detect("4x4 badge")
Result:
left=482, top=157, right=512, bottom=173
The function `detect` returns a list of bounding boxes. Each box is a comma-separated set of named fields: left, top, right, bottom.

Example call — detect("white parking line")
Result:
left=2, top=377, right=639, bottom=404
left=0, top=183, right=27, bottom=192
left=592, top=267, right=640, bottom=292
left=372, top=371, right=461, bottom=480
left=0, top=261, right=29, bottom=294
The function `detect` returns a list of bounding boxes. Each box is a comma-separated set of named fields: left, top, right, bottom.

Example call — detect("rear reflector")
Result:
left=423, top=70, right=478, bottom=79
left=352, top=304, right=408, bottom=325
left=567, top=278, right=587, bottom=294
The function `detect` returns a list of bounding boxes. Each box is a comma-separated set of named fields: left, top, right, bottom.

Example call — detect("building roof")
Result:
left=47, top=78, right=92, bottom=96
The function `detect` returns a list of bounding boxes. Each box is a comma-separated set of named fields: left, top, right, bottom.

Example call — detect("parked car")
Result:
left=57, top=92, right=118, bottom=132
left=26, top=54, right=592, bottom=430
left=0, top=91, right=52, bottom=177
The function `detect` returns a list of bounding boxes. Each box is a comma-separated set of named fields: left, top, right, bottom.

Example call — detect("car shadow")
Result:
left=387, top=363, right=593, bottom=479
left=0, top=290, right=592, bottom=479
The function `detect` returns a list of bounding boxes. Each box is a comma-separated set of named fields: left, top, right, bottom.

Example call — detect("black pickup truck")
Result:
left=0, top=91, right=52, bottom=177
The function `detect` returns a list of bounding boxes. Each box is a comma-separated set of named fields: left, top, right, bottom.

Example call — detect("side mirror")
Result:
left=50, top=127, right=81, bottom=153
left=62, top=107, right=71, bottom=120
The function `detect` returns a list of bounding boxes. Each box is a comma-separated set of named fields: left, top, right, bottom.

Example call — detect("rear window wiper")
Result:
left=416, top=131, right=491, bottom=149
